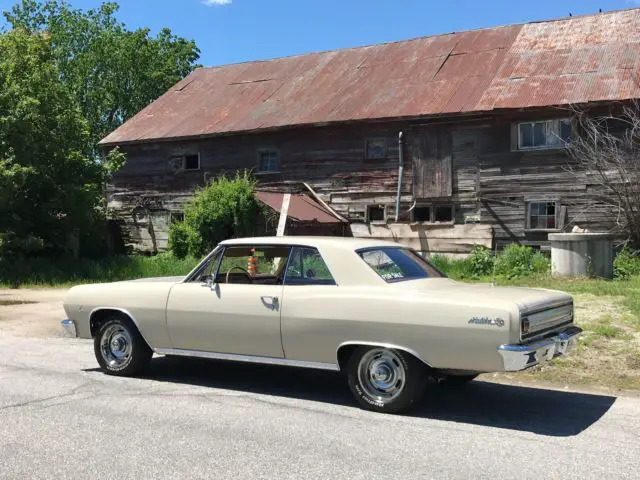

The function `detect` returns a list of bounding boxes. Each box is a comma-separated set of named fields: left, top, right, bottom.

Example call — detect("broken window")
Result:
left=257, top=150, right=279, bottom=172
left=412, top=206, right=432, bottom=222
left=366, top=205, right=386, bottom=223
left=517, top=119, right=571, bottom=150
left=527, top=201, right=557, bottom=230
left=434, top=205, right=454, bottom=222
left=168, top=153, right=200, bottom=172
left=184, top=154, right=200, bottom=170
left=412, top=204, right=454, bottom=223
left=170, top=212, right=185, bottom=224
left=365, top=138, right=387, bottom=159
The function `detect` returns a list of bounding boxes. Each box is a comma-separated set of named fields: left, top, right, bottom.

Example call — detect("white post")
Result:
left=276, top=193, right=291, bottom=237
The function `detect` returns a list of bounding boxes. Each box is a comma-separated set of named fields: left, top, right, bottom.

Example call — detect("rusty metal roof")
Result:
left=100, top=9, right=640, bottom=146
left=255, top=191, right=344, bottom=223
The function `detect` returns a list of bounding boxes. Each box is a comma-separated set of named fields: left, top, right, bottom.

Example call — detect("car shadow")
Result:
left=86, top=356, right=616, bottom=437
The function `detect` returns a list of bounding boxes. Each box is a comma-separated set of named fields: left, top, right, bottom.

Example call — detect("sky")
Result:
left=1, top=0, right=639, bottom=67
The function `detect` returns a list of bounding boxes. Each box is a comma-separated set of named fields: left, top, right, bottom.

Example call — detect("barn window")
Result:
left=365, top=138, right=387, bottom=159
left=412, top=204, right=454, bottom=223
left=257, top=150, right=279, bottom=172
left=412, top=206, right=432, bottom=222
left=366, top=205, right=386, bottom=223
left=517, top=119, right=571, bottom=150
left=184, top=154, right=200, bottom=170
left=170, top=212, right=184, bottom=224
left=169, top=153, right=200, bottom=171
left=527, top=201, right=557, bottom=230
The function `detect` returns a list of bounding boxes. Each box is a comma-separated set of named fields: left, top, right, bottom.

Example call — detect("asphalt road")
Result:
left=1, top=334, right=639, bottom=480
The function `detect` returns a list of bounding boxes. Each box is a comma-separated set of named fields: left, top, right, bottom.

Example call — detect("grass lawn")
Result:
left=483, top=275, right=640, bottom=391
left=0, top=253, right=199, bottom=288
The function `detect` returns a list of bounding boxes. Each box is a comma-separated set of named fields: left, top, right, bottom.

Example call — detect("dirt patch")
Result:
left=0, top=288, right=69, bottom=338
left=492, top=293, right=640, bottom=392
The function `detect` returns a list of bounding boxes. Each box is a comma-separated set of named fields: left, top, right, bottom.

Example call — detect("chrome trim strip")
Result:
left=61, top=319, right=77, bottom=337
left=521, top=299, right=573, bottom=316
left=336, top=341, right=432, bottom=368
left=88, top=307, right=154, bottom=347
left=154, top=348, right=340, bottom=372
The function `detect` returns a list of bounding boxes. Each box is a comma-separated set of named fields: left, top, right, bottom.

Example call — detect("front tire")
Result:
left=346, top=346, right=427, bottom=414
left=94, top=316, right=152, bottom=376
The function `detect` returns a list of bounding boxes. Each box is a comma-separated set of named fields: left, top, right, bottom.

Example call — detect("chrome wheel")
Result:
left=100, top=323, right=133, bottom=369
left=357, top=348, right=406, bottom=402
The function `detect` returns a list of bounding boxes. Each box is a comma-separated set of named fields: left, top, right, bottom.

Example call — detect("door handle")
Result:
left=260, top=296, right=279, bottom=310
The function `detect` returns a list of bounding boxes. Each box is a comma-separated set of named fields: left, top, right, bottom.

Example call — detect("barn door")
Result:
left=411, top=128, right=453, bottom=199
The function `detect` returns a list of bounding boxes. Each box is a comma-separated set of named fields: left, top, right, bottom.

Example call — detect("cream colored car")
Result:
left=62, top=236, right=581, bottom=413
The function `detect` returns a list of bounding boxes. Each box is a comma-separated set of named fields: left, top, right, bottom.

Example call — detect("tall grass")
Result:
left=0, top=253, right=199, bottom=288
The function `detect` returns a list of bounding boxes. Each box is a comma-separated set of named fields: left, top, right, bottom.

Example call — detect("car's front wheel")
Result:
left=94, top=316, right=152, bottom=376
left=346, top=346, right=427, bottom=414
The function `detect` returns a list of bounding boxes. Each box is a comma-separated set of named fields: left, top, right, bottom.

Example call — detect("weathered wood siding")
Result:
left=108, top=110, right=620, bottom=253
left=475, top=113, right=619, bottom=247
left=411, top=128, right=453, bottom=199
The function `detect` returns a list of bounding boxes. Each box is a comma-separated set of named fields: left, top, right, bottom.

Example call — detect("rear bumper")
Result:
left=61, top=319, right=77, bottom=337
left=498, top=326, right=582, bottom=372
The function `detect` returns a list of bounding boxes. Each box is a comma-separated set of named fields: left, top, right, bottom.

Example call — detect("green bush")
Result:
left=468, top=245, right=495, bottom=277
left=168, top=222, right=192, bottom=260
left=430, top=246, right=495, bottom=279
left=614, top=246, right=640, bottom=279
left=168, top=171, right=264, bottom=258
left=494, top=244, right=550, bottom=279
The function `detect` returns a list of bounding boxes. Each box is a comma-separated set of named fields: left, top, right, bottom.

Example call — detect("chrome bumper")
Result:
left=498, top=326, right=582, bottom=372
left=61, top=319, right=77, bottom=337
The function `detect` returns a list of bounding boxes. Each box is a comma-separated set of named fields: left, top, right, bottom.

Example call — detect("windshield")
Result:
left=357, top=247, right=446, bottom=283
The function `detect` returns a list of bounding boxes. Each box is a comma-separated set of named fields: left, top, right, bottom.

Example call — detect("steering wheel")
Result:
left=226, top=266, right=251, bottom=284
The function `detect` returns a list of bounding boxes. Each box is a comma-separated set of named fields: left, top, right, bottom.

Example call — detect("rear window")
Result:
left=357, top=247, right=445, bottom=283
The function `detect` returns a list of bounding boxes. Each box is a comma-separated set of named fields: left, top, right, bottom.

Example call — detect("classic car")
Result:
left=62, top=236, right=581, bottom=413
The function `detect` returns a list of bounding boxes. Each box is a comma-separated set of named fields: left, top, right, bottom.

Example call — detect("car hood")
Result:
left=398, top=278, right=572, bottom=312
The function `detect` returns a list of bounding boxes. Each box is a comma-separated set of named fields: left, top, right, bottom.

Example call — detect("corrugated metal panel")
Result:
left=255, top=192, right=343, bottom=223
left=101, top=9, right=640, bottom=146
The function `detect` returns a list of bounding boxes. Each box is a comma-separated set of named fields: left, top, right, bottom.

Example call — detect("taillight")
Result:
left=521, top=317, right=530, bottom=335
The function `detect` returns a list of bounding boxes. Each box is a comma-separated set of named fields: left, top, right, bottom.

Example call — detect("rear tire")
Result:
left=346, top=346, right=427, bottom=414
left=94, top=316, right=152, bottom=377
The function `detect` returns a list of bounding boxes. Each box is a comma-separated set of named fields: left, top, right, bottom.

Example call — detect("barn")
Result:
left=100, top=9, right=640, bottom=256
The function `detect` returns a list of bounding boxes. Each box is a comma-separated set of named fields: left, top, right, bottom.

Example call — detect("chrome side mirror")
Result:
left=206, top=276, right=216, bottom=290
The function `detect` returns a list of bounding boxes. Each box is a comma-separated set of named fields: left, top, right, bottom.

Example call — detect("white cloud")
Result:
left=202, top=0, right=232, bottom=5
left=202, top=0, right=232, bottom=4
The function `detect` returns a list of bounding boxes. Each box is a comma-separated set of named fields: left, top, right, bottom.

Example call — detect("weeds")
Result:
left=0, top=253, right=199, bottom=287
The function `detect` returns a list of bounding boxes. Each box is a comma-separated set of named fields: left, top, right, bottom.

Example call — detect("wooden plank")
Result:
left=276, top=193, right=291, bottom=237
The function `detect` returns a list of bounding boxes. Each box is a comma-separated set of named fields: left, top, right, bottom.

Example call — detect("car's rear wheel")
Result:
left=346, top=346, right=427, bottom=413
left=94, top=316, right=152, bottom=376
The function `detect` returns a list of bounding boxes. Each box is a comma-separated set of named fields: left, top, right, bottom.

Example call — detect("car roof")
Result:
left=219, top=236, right=403, bottom=251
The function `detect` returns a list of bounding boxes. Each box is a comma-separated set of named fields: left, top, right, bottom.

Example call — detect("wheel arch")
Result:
left=336, top=341, right=433, bottom=373
left=89, top=307, right=151, bottom=348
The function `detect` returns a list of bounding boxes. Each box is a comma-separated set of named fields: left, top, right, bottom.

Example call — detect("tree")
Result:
left=169, top=173, right=265, bottom=259
left=4, top=0, right=201, bottom=155
left=565, top=101, right=640, bottom=247
left=0, top=29, right=124, bottom=256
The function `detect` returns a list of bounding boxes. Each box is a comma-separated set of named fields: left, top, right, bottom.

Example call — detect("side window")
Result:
left=284, top=247, right=336, bottom=286
left=191, top=251, right=222, bottom=283
left=217, top=245, right=291, bottom=285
